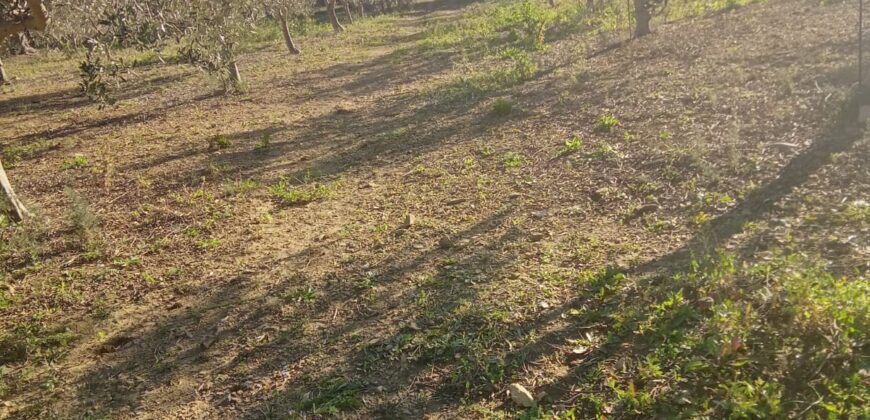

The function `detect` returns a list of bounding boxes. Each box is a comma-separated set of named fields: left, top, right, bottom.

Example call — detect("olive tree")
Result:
left=0, top=0, right=48, bottom=222
left=262, top=0, right=313, bottom=54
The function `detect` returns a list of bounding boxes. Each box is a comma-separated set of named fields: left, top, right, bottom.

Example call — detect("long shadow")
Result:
left=13, top=0, right=862, bottom=417
left=0, top=70, right=194, bottom=119
left=0, top=88, right=87, bottom=115
left=66, top=204, right=520, bottom=418
left=411, top=79, right=867, bottom=416
left=4, top=90, right=222, bottom=147
left=634, top=89, right=865, bottom=276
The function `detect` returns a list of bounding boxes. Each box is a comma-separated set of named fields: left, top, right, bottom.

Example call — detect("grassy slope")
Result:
left=0, top=0, right=867, bottom=418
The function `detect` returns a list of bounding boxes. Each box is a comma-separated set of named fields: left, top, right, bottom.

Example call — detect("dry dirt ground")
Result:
left=0, top=0, right=867, bottom=418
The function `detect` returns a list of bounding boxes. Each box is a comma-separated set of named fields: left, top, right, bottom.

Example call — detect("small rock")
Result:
left=403, top=214, right=416, bottom=228
left=438, top=237, right=453, bottom=249
left=446, top=198, right=467, bottom=206
left=569, top=346, right=590, bottom=357
left=530, top=211, right=548, bottom=220
left=508, top=383, right=535, bottom=407
left=539, top=301, right=550, bottom=309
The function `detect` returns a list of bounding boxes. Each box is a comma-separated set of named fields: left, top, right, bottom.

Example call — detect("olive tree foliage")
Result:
left=178, top=0, right=289, bottom=90
left=0, top=0, right=310, bottom=222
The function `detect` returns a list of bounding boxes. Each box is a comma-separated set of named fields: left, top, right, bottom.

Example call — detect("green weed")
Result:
left=62, top=155, right=90, bottom=170
left=269, top=178, right=339, bottom=204
left=595, top=114, right=619, bottom=132
left=560, top=136, right=584, bottom=155
left=503, top=152, right=526, bottom=168
left=493, top=98, right=514, bottom=116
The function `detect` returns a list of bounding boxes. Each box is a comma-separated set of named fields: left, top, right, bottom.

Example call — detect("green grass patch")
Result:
left=297, top=377, right=362, bottom=415
left=268, top=178, right=339, bottom=204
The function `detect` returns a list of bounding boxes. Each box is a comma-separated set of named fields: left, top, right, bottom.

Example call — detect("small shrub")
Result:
left=500, top=47, right=538, bottom=82
left=508, top=0, right=556, bottom=50
left=66, top=188, right=100, bottom=252
left=256, top=133, right=271, bottom=150
left=492, top=98, right=514, bottom=116
left=79, top=52, right=127, bottom=108
left=209, top=135, right=232, bottom=150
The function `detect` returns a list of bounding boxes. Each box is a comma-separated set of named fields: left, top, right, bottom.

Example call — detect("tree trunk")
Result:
left=633, top=0, right=651, bottom=38
left=0, top=0, right=49, bottom=223
left=0, top=57, right=8, bottom=84
left=548, top=0, right=556, bottom=7
left=227, top=61, right=242, bottom=85
left=343, top=0, right=354, bottom=24
left=586, top=0, right=595, bottom=12
left=328, top=0, right=345, bottom=33
left=277, top=11, right=302, bottom=54
left=358, top=1, right=366, bottom=18
left=13, top=32, right=37, bottom=55
left=0, top=157, right=32, bottom=222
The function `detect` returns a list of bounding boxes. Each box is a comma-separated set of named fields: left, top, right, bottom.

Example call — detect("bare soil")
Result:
left=0, top=0, right=866, bottom=417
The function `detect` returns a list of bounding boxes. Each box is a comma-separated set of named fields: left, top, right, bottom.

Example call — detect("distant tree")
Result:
left=327, top=0, right=345, bottom=32
left=343, top=0, right=354, bottom=25
left=263, top=0, right=311, bottom=54
left=180, top=0, right=251, bottom=88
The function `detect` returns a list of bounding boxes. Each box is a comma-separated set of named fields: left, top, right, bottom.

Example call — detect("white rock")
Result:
left=508, top=383, right=535, bottom=407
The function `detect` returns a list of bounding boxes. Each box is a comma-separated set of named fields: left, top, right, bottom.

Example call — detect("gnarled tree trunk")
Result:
left=0, top=0, right=48, bottom=223
left=0, top=57, right=8, bottom=84
left=0, top=0, right=49, bottom=39
left=327, top=0, right=345, bottom=33
left=12, top=32, right=37, bottom=55
left=633, top=0, right=651, bottom=38
left=227, top=61, right=242, bottom=85
left=0, top=158, right=32, bottom=222
left=343, top=0, right=354, bottom=24
left=277, top=9, right=301, bottom=54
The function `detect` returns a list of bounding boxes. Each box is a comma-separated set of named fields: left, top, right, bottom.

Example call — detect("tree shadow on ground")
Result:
left=69, top=205, right=521, bottom=418
left=17, top=0, right=862, bottom=417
